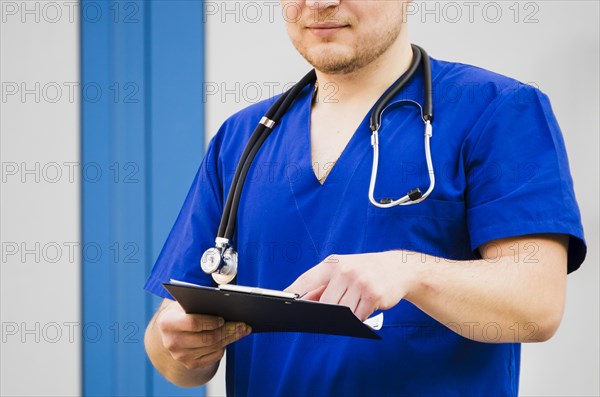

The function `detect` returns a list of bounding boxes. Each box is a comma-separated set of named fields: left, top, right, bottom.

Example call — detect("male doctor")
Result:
left=144, top=1, right=586, bottom=395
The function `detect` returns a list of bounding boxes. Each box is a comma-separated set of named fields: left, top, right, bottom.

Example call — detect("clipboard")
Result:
left=163, top=280, right=382, bottom=340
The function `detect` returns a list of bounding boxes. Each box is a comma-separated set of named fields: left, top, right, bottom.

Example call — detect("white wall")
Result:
left=205, top=1, right=599, bottom=396
left=0, top=1, right=81, bottom=395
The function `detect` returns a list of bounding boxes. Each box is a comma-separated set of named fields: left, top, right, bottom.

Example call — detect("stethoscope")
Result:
left=201, top=44, right=435, bottom=284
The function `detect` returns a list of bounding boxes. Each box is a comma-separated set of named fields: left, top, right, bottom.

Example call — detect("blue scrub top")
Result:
left=144, top=57, right=586, bottom=396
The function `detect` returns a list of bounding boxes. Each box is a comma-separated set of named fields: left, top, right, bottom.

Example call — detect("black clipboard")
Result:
left=163, top=282, right=381, bottom=340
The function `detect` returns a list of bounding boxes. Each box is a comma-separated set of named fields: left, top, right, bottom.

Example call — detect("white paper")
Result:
left=169, top=278, right=204, bottom=288
left=363, top=313, right=384, bottom=330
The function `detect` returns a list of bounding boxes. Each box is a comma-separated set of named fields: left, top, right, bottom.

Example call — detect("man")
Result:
left=144, top=1, right=586, bottom=395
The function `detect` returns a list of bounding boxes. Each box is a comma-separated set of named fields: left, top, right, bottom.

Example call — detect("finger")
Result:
left=300, top=285, right=327, bottom=301
left=196, top=322, right=250, bottom=349
left=218, top=322, right=252, bottom=344
left=185, top=348, right=225, bottom=370
left=168, top=322, right=251, bottom=362
left=183, top=322, right=252, bottom=358
left=197, top=347, right=225, bottom=363
left=319, top=281, right=347, bottom=305
left=164, top=327, right=224, bottom=349
left=164, top=313, right=224, bottom=333
left=284, top=261, right=332, bottom=295
left=219, top=322, right=252, bottom=347
left=172, top=345, right=225, bottom=370
left=354, top=298, right=376, bottom=322
left=338, top=285, right=361, bottom=313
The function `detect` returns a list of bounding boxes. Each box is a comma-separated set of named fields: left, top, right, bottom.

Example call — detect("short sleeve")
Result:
left=143, top=133, right=224, bottom=298
left=464, top=85, right=586, bottom=273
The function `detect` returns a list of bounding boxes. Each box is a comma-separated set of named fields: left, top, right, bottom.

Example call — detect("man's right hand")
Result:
left=145, top=298, right=251, bottom=387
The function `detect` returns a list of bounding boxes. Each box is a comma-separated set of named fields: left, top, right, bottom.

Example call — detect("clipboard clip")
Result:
left=218, top=284, right=299, bottom=300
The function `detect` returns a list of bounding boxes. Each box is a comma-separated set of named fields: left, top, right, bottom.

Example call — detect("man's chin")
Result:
left=314, top=63, right=359, bottom=75
left=310, top=57, right=362, bottom=75
left=304, top=51, right=358, bottom=75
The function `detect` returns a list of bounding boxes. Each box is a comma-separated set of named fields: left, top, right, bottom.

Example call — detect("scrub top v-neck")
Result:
left=284, top=82, right=375, bottom=251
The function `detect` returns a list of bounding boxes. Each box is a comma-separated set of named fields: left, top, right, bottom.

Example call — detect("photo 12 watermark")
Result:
left=1, top=241, right=141, bottom=264
left=405, top=1, right=540, bottom=24
left=1, top=1, right=141, bottom=24
left=1, top=321, right=142, bottom=344
left=1, top=161, right=141, bottom=184
left=1, top=81, right=141, bottom=104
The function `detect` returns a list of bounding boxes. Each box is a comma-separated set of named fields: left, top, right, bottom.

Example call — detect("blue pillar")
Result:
left=81, top=1, right=205, bottom=395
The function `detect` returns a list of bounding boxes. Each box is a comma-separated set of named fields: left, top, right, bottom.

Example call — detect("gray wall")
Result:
left=1, top=1, right=81, bottom=396
left=205, top=1, right=599, bottom=396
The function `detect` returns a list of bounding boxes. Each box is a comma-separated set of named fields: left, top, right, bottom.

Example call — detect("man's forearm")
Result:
left=144, top=310, right=219, bottom=388
left=396, top=236, right=568, bottom=343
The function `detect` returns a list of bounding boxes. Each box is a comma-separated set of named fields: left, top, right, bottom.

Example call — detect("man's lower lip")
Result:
left=308, top=27, right=345, bottom=37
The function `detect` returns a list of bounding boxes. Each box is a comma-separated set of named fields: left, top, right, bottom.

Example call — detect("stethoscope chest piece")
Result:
left=201, top=246, right=238, bottom=284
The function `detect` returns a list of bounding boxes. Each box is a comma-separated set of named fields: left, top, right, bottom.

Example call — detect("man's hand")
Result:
left=155, top=299, right=251, bottom=370
left=145, top=298, right=251, bottom=387
left=285, top=252, right=418, bottom=321
left=285, top=235, right=568, bottom=343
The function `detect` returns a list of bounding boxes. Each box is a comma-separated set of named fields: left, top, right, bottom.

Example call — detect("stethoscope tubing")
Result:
left=218, top=69, right=318, bottom=244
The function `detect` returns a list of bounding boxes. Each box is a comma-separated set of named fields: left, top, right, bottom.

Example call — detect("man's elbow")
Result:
left=533, top=315, right=561, bottom=342
left=526, top=249, right=568, bottom=343
left=527, top=298, right=565, bottom=343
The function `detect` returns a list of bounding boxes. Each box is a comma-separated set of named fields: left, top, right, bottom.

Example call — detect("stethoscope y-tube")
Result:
left=201, top=44, right=435, bottom=284
left=368, top=45, right=435, bottom=208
